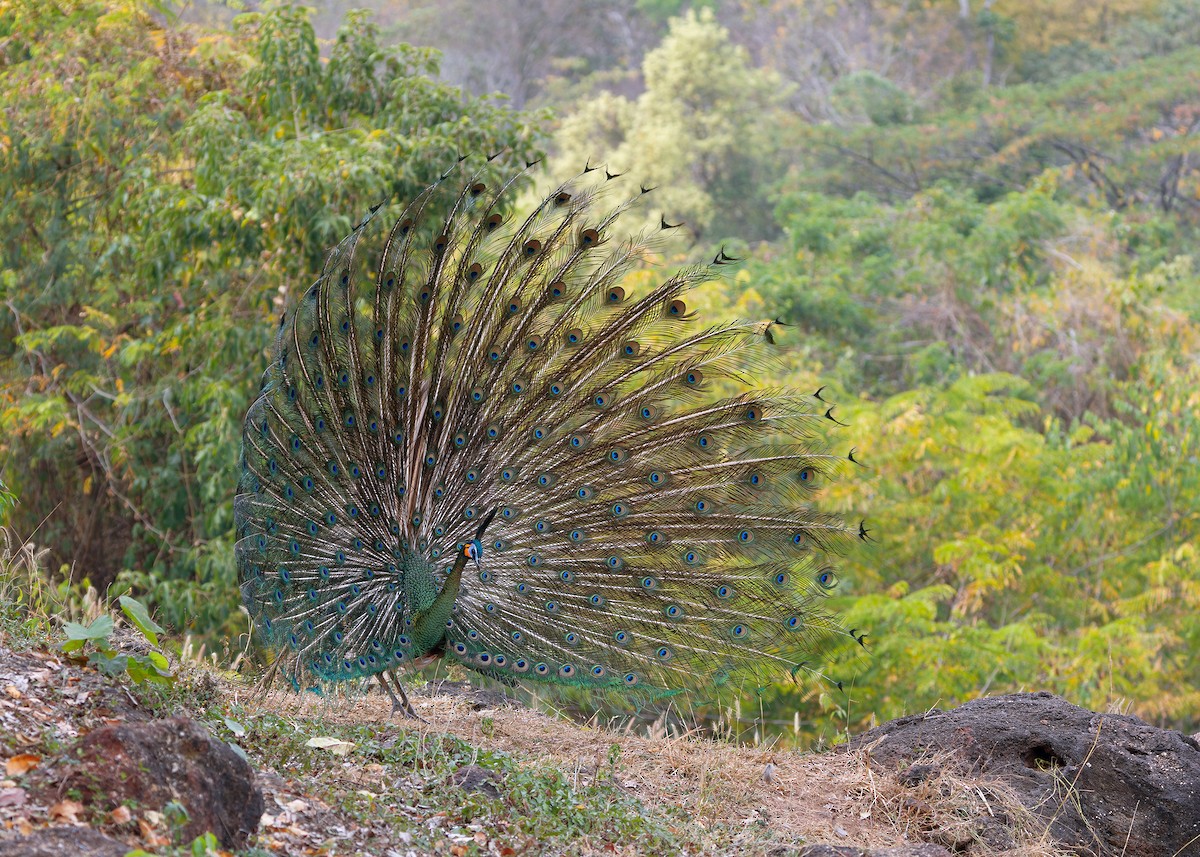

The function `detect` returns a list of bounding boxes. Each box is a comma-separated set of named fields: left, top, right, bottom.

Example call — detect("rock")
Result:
left=0, top=827, right=129, bottom=857
left=847, top=692, right=1200, bottom=857
left=57, top=717, right=262, bottom=849
left=448, top=764, right=501, bottom=798
left=419, top=680, right=517, bottom=710
left=797, top=847, right=952, bottom=857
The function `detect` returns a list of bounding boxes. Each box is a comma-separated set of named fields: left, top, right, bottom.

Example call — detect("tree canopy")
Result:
left=1, top=0, right=1196, bottom=741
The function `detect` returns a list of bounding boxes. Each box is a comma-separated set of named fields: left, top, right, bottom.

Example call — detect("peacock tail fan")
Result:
left=235, top=156, right=865, bottom=710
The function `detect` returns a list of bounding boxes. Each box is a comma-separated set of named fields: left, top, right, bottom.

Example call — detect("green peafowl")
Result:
left=235, top=157, right=865, bottom=718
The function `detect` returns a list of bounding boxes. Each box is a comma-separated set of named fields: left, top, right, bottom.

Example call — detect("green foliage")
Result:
left=831, top=71, right=918, bottom=127
left=550, top=8, right=788, bottom=240
left=799, top=44, right=1200, bottom=216
left=0, top=477, right=14, bottom=525
left=60, top=595, right=174, bottom=684
left=1, top=0, right=1198, bottom=746
left=0, top=0, right=542, bottom=638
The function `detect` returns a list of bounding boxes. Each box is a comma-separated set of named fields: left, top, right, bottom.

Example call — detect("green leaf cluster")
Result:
left=61, top=595, right=174, bottom=684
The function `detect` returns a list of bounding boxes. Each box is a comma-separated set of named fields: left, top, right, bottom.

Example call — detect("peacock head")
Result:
left=462, top=507, right=498, bottom=572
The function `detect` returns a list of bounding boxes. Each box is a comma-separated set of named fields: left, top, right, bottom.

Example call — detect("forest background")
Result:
left=1, top=0, right=1196, bottom=744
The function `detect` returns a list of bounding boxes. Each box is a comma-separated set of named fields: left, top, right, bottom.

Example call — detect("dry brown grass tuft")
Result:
left=249, top=683, right=1074, bottom=855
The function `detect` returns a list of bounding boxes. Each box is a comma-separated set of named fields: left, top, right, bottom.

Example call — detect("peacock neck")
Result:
left=405, top=548, right=466, bottom=657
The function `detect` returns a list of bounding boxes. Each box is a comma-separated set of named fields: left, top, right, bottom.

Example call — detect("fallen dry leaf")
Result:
left=138, top=817, right=170, bottom=847
left=5, top=754, right=40, bottom=777
left=110, top=805, right=132, bottom=824
left=305, top=735, right=354, bottom=756
left=49, top=798, right=84, bottom=823
left=0, top=787, right=27, bottom=808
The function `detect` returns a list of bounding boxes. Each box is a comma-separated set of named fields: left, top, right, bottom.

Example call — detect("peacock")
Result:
left=235, top=157, right=865, bottom=718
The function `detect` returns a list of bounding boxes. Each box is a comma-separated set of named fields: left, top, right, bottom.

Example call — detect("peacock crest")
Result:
left=235, top=157, right=864, bottom=714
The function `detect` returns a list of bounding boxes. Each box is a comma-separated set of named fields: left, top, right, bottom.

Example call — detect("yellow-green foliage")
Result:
left=1, top=0, right=1197, bottom=743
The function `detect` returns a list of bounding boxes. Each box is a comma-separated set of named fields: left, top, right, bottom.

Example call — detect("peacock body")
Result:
left=235, top=158, right=861, bottom=713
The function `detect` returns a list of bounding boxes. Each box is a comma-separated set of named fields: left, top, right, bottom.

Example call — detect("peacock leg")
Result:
left=377, top=670, right=423, bottom=721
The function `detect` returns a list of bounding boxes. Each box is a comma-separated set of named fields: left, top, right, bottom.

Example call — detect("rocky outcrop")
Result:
left=847, top=692, right=1200, bottom=857
left=55, top=717, right=262, bottom=850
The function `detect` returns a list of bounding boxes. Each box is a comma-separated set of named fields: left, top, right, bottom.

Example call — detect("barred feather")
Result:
left=235, top=158, right=860, bottom=699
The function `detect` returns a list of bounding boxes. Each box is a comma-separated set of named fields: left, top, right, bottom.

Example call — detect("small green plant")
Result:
left=60, top=596, right=174, bottom=685
left=124, top=829, right=222, bottom=857
left=0, top=477, right=16, bottom=525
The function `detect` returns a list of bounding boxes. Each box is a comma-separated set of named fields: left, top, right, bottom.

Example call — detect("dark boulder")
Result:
left=847, top=692, right=1200, bottom=857
left=58, top=717, right=262, bottom=849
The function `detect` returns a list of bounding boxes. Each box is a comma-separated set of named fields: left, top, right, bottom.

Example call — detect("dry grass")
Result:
left=247, top=682, right=1074, bottom=856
